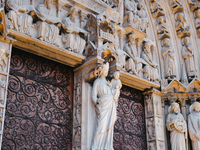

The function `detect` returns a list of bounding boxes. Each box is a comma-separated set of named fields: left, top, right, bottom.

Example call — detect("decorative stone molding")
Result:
left=0, top=41, right=11, bottom=149
left=144, top=89, right=165, bottom=150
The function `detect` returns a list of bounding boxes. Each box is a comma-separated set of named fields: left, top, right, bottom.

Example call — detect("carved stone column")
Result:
left=144, top=89, right=165, bottom=150
left=0, top=41, right=12, bottom=148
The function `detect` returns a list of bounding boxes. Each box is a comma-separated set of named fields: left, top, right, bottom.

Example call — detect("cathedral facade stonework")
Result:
left=0, top=0, right=199, bottom=150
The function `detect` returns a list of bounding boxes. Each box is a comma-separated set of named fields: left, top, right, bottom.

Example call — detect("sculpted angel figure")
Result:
left=182, top=37, right=197, bottom=78
left=162, top=38, right=176, bottom=79
left=62, top=7, right=87, bottom=54
left=166, top=102, right=187, bottom=150
left=188, top=102, right=200, bottom=150
left=6, top=0, right=35, bottom=35
left=35, top=0, right=61, bottom=45
left=91, top=62, right=121, bottom=150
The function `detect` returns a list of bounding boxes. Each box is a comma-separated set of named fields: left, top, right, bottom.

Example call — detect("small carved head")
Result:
left=171, top=102, right=180, bottom=114
left=137, top=3, right=143, bottom=10
left=182, top=36, right=190, bottom=47
left=113, top=71, right=120, bottom=79
left=128, top=31, right=135, bottom=43
left=68, top=7, right=78, bottom=20
left=99, top=62, right=109, bottom=78
left=193, top=102, right=200, bottom=112
left=44, top=0, right=53, bottom=9
left=176, top=13, right=185, bottom=21
left=162, top=38, right=170, bottom=47
left=143, top=41, right=151, bottom=52
left=157, top=16, right=165, bottom=24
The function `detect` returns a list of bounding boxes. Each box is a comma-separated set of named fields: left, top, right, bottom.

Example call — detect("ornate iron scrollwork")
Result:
left=2, top=49, right=73, bottom=150
left=114, top=86, right=147, bottom=150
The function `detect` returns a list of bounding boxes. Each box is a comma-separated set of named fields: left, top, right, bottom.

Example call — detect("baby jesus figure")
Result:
left=110, top=71, right=122, bottom=102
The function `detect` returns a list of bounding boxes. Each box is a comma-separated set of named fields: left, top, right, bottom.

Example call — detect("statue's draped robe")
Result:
left=141, top=51, right=159, bottom=80
left=182, top=46, right=196, bottom=77
left=91, top=77, right=116, bottom=150
left=36, top=4, right=61, bottom=44
left=188, top=112, right=200, bottom=150
left=62, top=17, right=86, bottom=54
left=166, top=113, right=186, bottom=150
left=6, top=0, right=35, bottom=33
left=163, top=46, right=176, bottom=78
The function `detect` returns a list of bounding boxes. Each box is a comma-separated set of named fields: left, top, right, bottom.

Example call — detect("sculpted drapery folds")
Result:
left=175, top=13, right=190, bottom=37
left=137, top=3, right=149, bottom=33
left=124, top=32, right=141, bottom=75
left=62, top=7, right=87, bottom=55
left=35, top=0, right=61, bottom=45
left=141, top=41, right=159, bottom=81
left=91, top=63, right=121, bottom=150
left=188, top=102, right=200, bottom=150
left=181, top=37, right=197, bottom=78
left=162, top=38, right=176, bottom=79
left=194, top=9, right=200, bottom=37
left=5, top=0, right=35, bottom=35
left=124, top=0, right=140, bottom=29
left=0, top=46, right=9, bottom=73
left=166, top=102, right=187, bottom=150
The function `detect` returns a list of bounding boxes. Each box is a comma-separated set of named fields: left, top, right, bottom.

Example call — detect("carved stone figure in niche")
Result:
left=169, top=0, right=183, bottom=13
left=157, top=118, right=163, bottom=139
left=182, top=37, right=197, bottom=78
left=157, top=16, right=170, bottom=40
left=75, top=82, right=81, bottom=104
left=75, top=105, right=81, bottom=125
left=124, top=0, right=140, bottom=29
left=124, top=32, right=142, bottom=75
left=194, top=9, right=200, bottom=37
left=0, top=76, right=6, bottom=104
left=141, top=41, right=159, bottom=81
left=166, top=102, right=187, bottom=150
left=137, top=3, right=149, bottom=32
left=155, top=100, right=162, bottom=115
left=162, top=38, right=176, bottom=79
left=74, top=127, right=81, bottom=144
left=145, top=95, right=153, bottom=115
left=91, top=62, right=121, bottom=150
left=62, top=7, right=87, bottom=55
left=35, top=0, right=61, bottom=45
left=188, top=102, right=200, bottom=150
left=149, top=0, right=165, bottom=18
left=147, top=118, right=155, bottom=139
left=0, top=46, right=8, bottom=72
left=151, top=46, right=160, bottom=83
left=110, top=71, right=122, bottom=103
left=6, top=0, right=35, bottom=35
left=175, top=13, right=190, bottom=37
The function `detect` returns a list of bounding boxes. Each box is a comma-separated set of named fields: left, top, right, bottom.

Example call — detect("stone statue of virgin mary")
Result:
left=91, top=62, right=120, bottom=150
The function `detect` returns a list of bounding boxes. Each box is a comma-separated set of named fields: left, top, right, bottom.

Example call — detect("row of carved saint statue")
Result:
left=167, top=101, right=200, bottom=150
